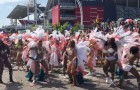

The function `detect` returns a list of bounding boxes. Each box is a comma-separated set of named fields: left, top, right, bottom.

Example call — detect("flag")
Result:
left=96, top=14, right=99, bottom=23
left=106, top=18, right=110, bottom=23
left=67, top=24, right=72, bottom=31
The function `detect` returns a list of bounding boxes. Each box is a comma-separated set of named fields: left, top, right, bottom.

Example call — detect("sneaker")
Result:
left=87, top=73, right=92, bottom=76
left=105, top=77, right=110, bottom=84
left=110, top=80, right=115, bottom=86
left=87, top=72, right=96, bottom=76
left=63, top=75, right=68, bottom=79
left=30, top=82, right=36, bottom=87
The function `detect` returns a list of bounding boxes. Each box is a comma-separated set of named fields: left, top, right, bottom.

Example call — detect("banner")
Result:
left=96, top=14, right=99, bottom=23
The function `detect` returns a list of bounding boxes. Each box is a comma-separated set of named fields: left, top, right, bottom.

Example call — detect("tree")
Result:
left=70, top=23, right=80, bottom=34
left=60, top=22, right=69, bottom=33
left=52, top=23, right=60, bottom=31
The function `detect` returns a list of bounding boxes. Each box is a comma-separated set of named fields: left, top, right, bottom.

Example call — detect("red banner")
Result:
left=75, top=6, right=104, bottom=25
left=52, top=5, right=60, bottom=25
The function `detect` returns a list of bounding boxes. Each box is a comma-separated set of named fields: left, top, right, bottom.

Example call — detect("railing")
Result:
left=136, top=8, right=140, bottom=17
left=116, top=10, right=124, bottom=17
left=116, top=5, right=124, bottom=13
left=60, top=14, right=77, bottom=20
left=125, top=7, right=136, bottom=13
left=116, top=6, right=124, bottom=19
left=60, top=3, right=76, bottom=9
left=124, top=7, right=136, bottom=19
left=116, top=5, right=138, bottom=19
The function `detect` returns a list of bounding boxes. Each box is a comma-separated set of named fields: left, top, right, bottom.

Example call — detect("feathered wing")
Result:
left=115, top=31, right=138, bottom=49
left=94, top=32, right=107, bottom=49
left=76, top=41, right=89, bottom=61
left=89, top=29, right=108, bottom=49
left=113, top=26, right=125, bottom=36
left=112, top=29, right=140, bottom=61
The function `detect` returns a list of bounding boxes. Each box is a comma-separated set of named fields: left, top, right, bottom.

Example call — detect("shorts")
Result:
left=122, top=64, right=133, bottom=72
left=29, top=57, right=43, bottom=63
left=105, top=56, right=116, bottom=61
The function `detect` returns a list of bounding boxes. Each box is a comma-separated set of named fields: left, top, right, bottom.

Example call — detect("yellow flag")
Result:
left=96, top=14, right=99, bottom=23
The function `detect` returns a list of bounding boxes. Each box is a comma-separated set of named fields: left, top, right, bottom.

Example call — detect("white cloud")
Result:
left=0, top=0, right=23, bottom=4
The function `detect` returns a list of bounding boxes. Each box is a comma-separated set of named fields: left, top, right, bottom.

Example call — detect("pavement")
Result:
left=0, top=65, right=140, bottom=90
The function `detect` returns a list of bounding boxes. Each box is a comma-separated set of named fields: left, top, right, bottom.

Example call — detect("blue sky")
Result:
left=0, top=0, right=47, bottom=28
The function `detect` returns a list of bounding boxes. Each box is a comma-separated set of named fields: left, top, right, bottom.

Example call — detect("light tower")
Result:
left=76, top=0, right=84, bottom=29
left=27, top=0, right=38, bottom=25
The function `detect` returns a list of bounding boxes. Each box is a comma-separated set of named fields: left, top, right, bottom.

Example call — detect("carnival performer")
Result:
left=133, top=33, right=140, bottom=67
left=76, top=38, right=89, bottom=74
left=37, top=40, right=49, bottom=81
left=49, top=39, right=59, bottom=72
left=0, top=40, right=14, bottom=83
left=119, top=46, right=140, bottom=89
left=103, top=38, right=118, bottom=85
left=22, top=40, right=30, bottom=72
left=15, top=39, right=25, bottom=71
left=27, top=41, right=39, bottom=86
left=67, top=40, right=77, bottom=86
left=62, top=40, right=69, bottom=78
left=86, top=40, right=97, bottom=76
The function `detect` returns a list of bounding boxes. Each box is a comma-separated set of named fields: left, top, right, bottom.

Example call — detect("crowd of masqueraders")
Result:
left=0, top=18, right=140, bottom=88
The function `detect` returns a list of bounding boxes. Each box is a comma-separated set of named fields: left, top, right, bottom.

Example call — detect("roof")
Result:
left=7, top=5, right=45, bottom=19
left=7, top=5, right=34, bottom=19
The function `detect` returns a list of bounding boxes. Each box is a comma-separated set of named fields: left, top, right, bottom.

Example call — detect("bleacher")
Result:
left=60, top=14, right=77, bottom=20
left=60, top=2, right=76, bottom=9
left=116, top=5, right=139, bottom=19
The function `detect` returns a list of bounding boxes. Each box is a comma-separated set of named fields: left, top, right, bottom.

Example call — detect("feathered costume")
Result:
left=89, top=26, right=140, bottom=68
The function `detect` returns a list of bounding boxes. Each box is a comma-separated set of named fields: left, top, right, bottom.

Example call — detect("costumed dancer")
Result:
left=76, top=40, right=90, bottom=85
left=49, top=39, right=59, bottom=72
left=76, top=39, right=89, bottom=74
left=26, top=27, right=49, bottom=85
left=37, top=40, right=49, bottom=81
left=61, top=38, right=69, bottom=78
left=67, top=40, right=77, bottom=86
left=132, top=32, right=140, bottom=67
left=49, top=30, right=64, bottom=72
left=15, top=38, right=25, bottom=71
left=27, top=41, right=40, bottom=86
left=119, top=46, right=140, bottom=89
left=103, top=38, right=118, bottom=85
left=87, top=40, right=98, bottom=76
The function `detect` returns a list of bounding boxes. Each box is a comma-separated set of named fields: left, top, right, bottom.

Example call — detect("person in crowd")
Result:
left=67, top=40, right=77, bottom=86
left=16, top=39, right=25, bottom=71
left=62, top=40, right=69, bottom=78
left=103, top=38, right=118, bottom=85
left=119, top=46, right=140, bottom=89
left=38, top=40, right=49, bottom=81
left=87, top=40, right=97, bottom=76
left=49, top=39, right=59, bottom=72
left=0, top=40, right=14, bottom=83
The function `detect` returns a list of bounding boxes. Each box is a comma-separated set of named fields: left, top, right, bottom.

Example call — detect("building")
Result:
left=45, top=0, right=140, bottom=27
left=6, top=3, right=46, bottom=31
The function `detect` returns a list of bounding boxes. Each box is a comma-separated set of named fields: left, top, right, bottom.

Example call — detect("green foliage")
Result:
left=52, top=23, right=60, bottom=31
left=70, top=23, right=80, bottom=34
left=52, top=22, right=80, bottom=34
left=31, top=25, right=39, bottom=31
left=48, top=22, right=52, bottom=26
left=63, top=22, right=69, bottom=30
left=52, top=25, right=56, bottom=30
left=52, top=22, right=69, bottom=32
